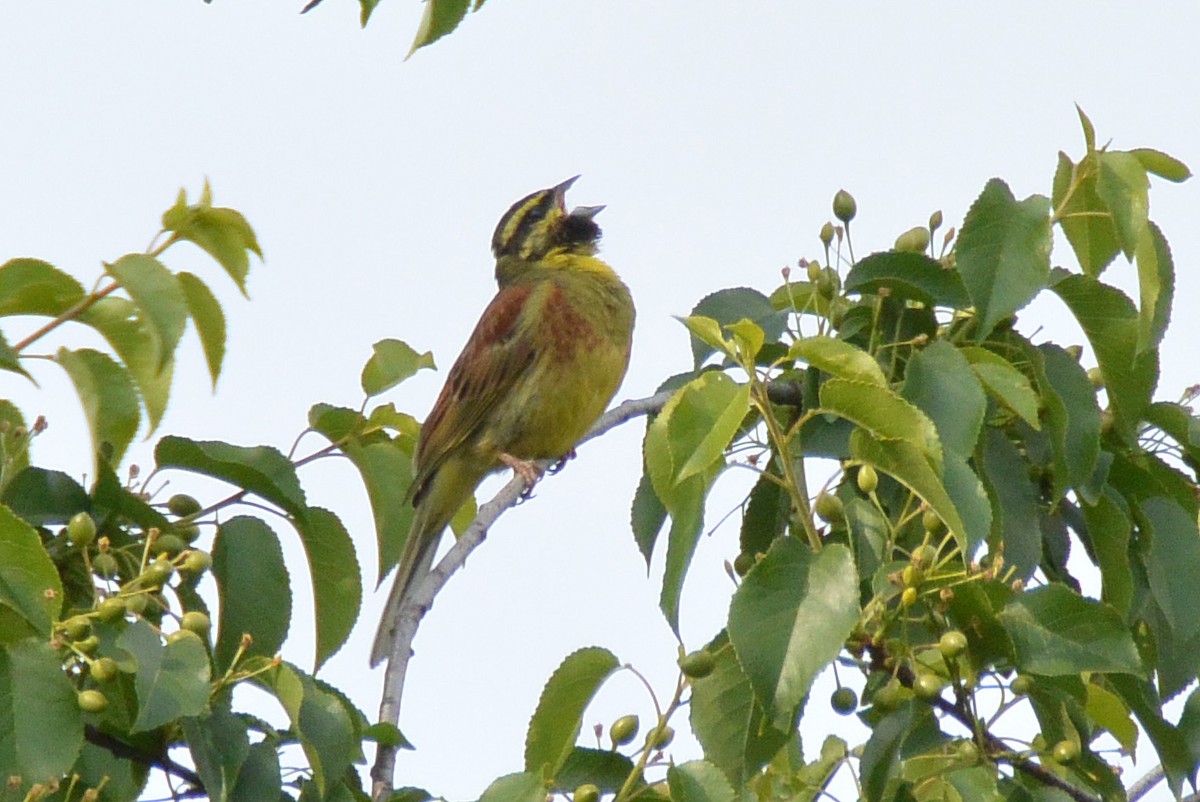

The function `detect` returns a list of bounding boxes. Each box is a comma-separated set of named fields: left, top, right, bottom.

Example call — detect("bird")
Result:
left=371, top=177, right=635, bottom=667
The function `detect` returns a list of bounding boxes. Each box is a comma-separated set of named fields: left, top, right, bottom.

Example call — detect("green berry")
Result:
left=911, top=544, right=938, bottom=568
left=830, top=687, right=858, bottom=715
left=67, top=512, right=97, bottom=547
left=646, top=725, right=674, bottom=750
left=141, top=559, right=174, bottom=587
left=679, top=650, right=715, bottom=679
left=814, top=491, right=844, bottom=523
left=166, top=493, right=203, bottom=517
left=574, top=785, right=600, bottom=802
left=733, top=552, right=756, bottom=577
left=123, top=594, right=148, bottom=616
left=77, top=689, right=108, bottom=713
left=181, top=550, right=213, bottom=575
left=92, top=552, right=119, bottom=579
left=816, top=267, right=841, bottom=299
left=805, top=260, right=823, bottom=283
left=180, top=611, right=211, bottom=638
left=91, top=657, right=118, bottom=683
left=1011, top=675, right=1033, bottom=696
left=912, top=672, right=942, bottom=700
left=62, top=616, right=92, bottom=640
left=176, top=523, right=202, bottom=544
left=894, top=226, right=930, bottom=254
left=167, top=629, right=203, bottom=647
left=1087, top=367, right=1105, bottom=390
left=609, top=714, right=639, bottom=747
left=856, top=465, right=878, bottom=494
left=901, top=587, right=919, bottom=607
left=874, top=679, right=904, bottom=711
left=833, top=189, right=857, bottom=224
left=96, top=597, right=126, bottom=622
left=819, top=222, right=835, bottom=247
left=938, top=631, right=968, bottom=659
left=152, top=534, right=186, bottom=556
left=922, top=509, right=946, bottom=536
left=929, top=210, right=944, bottom=232
left=75, top=635, right=100, bottom=654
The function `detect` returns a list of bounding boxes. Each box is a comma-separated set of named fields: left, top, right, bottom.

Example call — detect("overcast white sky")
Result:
left=2, top=2, right=1198, bottom=798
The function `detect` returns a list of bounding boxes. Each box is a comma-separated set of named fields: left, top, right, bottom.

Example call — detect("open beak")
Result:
left=552, top=175, right=581, bottom=209
left=569, top=204, right=605, bottom=219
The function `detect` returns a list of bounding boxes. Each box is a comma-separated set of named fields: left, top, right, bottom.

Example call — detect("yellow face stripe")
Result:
left=492, top=190, right=554, bottom=257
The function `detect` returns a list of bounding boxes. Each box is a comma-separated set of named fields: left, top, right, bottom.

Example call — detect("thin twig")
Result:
left=369, top=390, right=673, bottom=800
left=1128, top=766, right=1164, bottom=802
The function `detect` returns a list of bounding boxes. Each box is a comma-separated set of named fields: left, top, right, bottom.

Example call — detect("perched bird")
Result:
left=371, top=177, right=635, bottom=666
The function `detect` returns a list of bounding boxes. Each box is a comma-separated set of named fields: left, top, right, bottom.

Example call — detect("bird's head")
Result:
left=491, top=176, right=604, bottom=264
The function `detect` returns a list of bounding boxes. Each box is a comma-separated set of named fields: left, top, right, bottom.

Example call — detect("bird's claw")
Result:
left=501, top=453, right=544, bottom=488
left=549, top=448, right=577, bottom=475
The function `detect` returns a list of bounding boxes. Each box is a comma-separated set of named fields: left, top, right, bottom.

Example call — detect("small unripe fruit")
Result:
left=911, top=544, right=937, bottom=568
left=123, top=594, right=148, bottom=616
left=1011, top=675, right=1033, bottom=696
left=1087, top=367, right=1105, bottom=390
left=938, top=631, right=968, bottom=659
left=90, top=657, right=118, bottom=683
left=901, top=587, right=919, bottom=607
left=610, top=714, right=639, bottom=747
left=181, top=550, right=213, bottom=575
left=574, top=784, right=600, bottom=802
left=67, top=512, right=97, bottom=547
left=152, top=534, right=186, bottom=556
left=62, top=616, right=91, bottom=640
left=874, top=679, right=904, bottom=711
left=819, top=222, right=835, bottom=247
left=646, top=725, right=675, bottom=750
left=830, top=687, right=858, bottom=715
left=856, top=465, right=878, bottom=494
left=901, top=565, right=920, bottom=587
left=176, top=523, right=202, bottom=544
left=75, top=635, right=100, bottom=654
left=141, top=559, right=174, bottom=587
left=814, top=491, right=844, bottom=523
left=732, top=552, right=756, bottom=577
left=805, top=260, right=823, bottom=283
left=167, top=629, right=203, bottom=647
left=166, top=494, right=202, bottom=517
left=180, top=611, right=211, bottom=638
left=833, top=189, right=857, bottom=224
left=92, top=553, right=119, bottom=579
left=679, top=650, right=715, bottom=679
left=77, top=689, right=108, bottom=713
left=96, top=597, right=126, bottom=622
left=912, top=673, right=942, bottom=700
left=894, top=226, right=930, bottom=254
left=922, top=510, right=946, bottom=536
left=1052, top=740, right=1080, bottom=764
left=929, top=210, right=944, bottom=232
left=816, top=267, right=841, bottom=299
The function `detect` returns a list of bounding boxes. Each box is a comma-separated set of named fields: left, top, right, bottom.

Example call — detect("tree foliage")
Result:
left=0, top=94, right=1197, bottom=802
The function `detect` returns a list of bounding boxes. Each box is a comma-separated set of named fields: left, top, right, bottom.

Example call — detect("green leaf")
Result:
left=819, top=379, right=942, bottom=472
left=843, top=251, right=970, bottom=308
left=1080, top=489, right=1134, bottom=617
left=739, top=469, right=790, bottom=558
left=681, top=316, right=732, bottom=365
left=997, top=585, right=1142, bottom=676
left=162, top=183, right=262, bottom=295
left=78, top=296, right=175, bottom=431
left=901, top=341, right=985, bottom=457
left=960, top=347, right=1041, bottom=430
left=1051, top=273, right=1157, bottom=440
left=689, top=631, right=789, bottom=785
left=860, top=703, right=917, bottom=802
left=1076, top=104, right=1096, bottom=153
left=477, top=772, right=546, bottom=802
left=0, top=639, right=83, bottom=782
left=553, top=747, right=639, bottom=792
left=788, top=336, right=887, bottom=387
left=979, top=429, right=1040, bottom=579
left=725, top=319, right=765, bottom=363
left=56, top=347, right=140, bottom=468
left=728, top=540, right=858, bottom=729
left=408, top=0, right=470, bottom=57
left=156, top=436, right=307, bottom=519
left=1052, top=152, right=1120, bottom=276
left=955, top=179, right=1052, bottom=340
left=294, top=508, right=362, bottom=671
left=106, top=253, right=188, bottom=371
left=645, top=372, right=749, bottom=492
left=1138, top=497, right=1200, bottom=643
left=0, top=402, right=30, bottom=487
left=658, top=471, right=713, bottom=636
left=1084, top=681, right=1137, bottom=754
left=117, top=619, right=211, bottom=732
left=1096, top=151, right=1150, bottom=259
left=342, top=439, right=415, bottom=582
left=1109, top=674, right=1194, bottom=795
left=255, top=662, right=358, bottom=796
left=361, top=339, right=436, bottom=397
left=178, top=271, right=227, bottom=387
left=1134, top=222, right=1174, bottom=354
left=524, top=647, right=620, bottom=779
left=1129, top=148, right=1192, bottom=182
left=630, top=471, right=667, bottom=569
left=667, top=760, right=736, bottom=802
left=688, top=287, right=785, bottom=368
left=850, top=431, right=969, bottom=555
left=212, top=517, right=292, bottom=670
left=0, top=468, right=89, bottom=528
left=0, top=504, right=62, bottom=641
left=1024, top=341, right=1101, bottom=500
left=184, top=705, right=251, bottom=802
left=0, top=331, right=30, bottom=380
left=0, top=258, right=85, bottom=317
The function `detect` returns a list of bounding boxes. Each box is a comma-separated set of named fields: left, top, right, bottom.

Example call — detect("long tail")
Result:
left=370, top=527, right=440, bottom=667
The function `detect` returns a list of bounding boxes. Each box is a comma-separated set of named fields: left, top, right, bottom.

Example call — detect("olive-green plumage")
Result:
left=371, top=178, right=634, bottom=666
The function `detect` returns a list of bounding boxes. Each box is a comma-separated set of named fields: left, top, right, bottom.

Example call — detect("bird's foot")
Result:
left=548, top=448, right=577, bottom=475
left=500, top=453, right=544, bottom=493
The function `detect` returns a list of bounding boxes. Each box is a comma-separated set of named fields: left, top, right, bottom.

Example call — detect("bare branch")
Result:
left=370, top=389, right=674, bottom=799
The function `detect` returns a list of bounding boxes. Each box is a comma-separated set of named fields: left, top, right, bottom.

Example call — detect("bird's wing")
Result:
left=410, top=281, right=539, bottom=503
